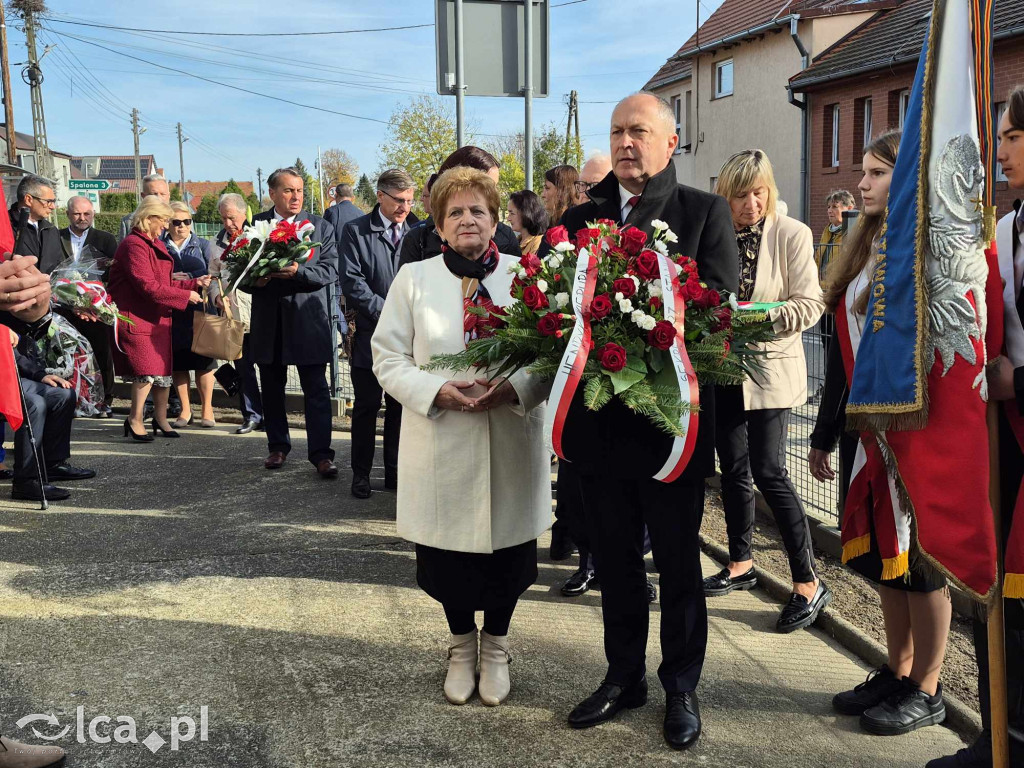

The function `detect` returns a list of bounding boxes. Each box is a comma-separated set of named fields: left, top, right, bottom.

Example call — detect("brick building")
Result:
left=790, top=0, right=1024, bottom=237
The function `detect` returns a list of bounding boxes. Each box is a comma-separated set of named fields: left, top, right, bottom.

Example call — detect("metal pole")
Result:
left=524, top=0, right=534, bottom=191
left=176, top=122, right=187, bottom=208
left=316, top=145, right=326, bottom=215
left=454, top=0, right=465, bottom=147
left=131, top=108, right=142, bottom=204
left=256, top=167, right=263, bottom=203
left=0, top=3, right=16, bottom=166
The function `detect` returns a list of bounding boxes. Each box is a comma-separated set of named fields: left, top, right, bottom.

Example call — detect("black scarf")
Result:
left=442, top=240, right=499, bottom=281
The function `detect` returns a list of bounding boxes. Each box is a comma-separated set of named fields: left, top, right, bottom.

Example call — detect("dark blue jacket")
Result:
left=163, top=232, right=210, bottom=353
left=323, top=199, right=363, bottom=242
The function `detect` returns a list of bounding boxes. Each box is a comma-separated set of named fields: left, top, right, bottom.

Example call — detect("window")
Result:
left=671, top=94, right=683, bottom=153
left=831, top=105, right=840, bottom=167
left=684, top=90, right=692, bottom=149
left=853, top=97, right=872, bottom=162
left=996, top=101, right=1008, bottom=182
left=715, top=59, right=733, bottom=98
left=898, top=89, right=911, bottom=129
left=863, top=97, right=873, bottom=149
left=709, top=176, right=717, bottom=192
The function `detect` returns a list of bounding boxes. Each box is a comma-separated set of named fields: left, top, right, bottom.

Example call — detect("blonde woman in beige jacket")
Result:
left=703, top=150, right=829, bottom=634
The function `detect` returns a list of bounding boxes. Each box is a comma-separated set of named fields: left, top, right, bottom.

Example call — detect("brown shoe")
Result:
left=0, top=736, right=66, bottom=767
left=264, top=451, right=286, bottom=470
left=317, top=459, right=339, bottom=479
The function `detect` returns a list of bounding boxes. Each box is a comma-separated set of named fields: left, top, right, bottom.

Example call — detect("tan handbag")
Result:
left=191, top=280, right=244, bottom=361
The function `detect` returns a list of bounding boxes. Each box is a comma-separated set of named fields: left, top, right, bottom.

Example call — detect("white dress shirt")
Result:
left=619, top=183, right=642, bottom=222
left=70, top=228, right=88, bottom=261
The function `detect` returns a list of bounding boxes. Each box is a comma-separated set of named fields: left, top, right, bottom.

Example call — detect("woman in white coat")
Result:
left=703, top=150, right=829, bottom=633
left=372, top=167, right=550, bottom=707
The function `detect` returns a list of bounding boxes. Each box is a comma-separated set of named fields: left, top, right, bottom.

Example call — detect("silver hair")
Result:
left=16, top=173, right=53, bottom=203
left=217, top=192, right=247, bottom=214
left=617, top=92, right=676, bottom=135
left=66, top=195, right=93, bottom=213
left=376, top=168, right=415, bottom=194
left=141, top=173, right=167, bottom=190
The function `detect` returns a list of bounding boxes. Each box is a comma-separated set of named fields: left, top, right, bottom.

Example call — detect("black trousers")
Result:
left=350, top=366, right=401, bottom=479
left=443, top=603, right=517, bottom=636
left=715, top=385, right=817, bottom=584
left=15, top=379, right=75, bottom=481
left=554, top=461, right=592, bottom=570
left=258, top=362, right=334, bottom=464
left=579, top=470, right=707, bottom=693
left=236, top=335, right=263, bottom=423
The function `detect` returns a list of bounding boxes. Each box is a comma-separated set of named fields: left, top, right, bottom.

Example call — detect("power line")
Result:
left=41, top=17, right=434, bottom=37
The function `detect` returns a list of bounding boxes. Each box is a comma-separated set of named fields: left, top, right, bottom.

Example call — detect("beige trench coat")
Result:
left=372, top=254, right=551, bottom=554
left=743, top=213, right=825, bottom=411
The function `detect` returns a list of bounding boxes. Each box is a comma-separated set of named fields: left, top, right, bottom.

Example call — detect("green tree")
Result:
left=245, top=192, right=261, bottom=217
left=195, top=194, right=220, bottom=225
left=170, top=184, right=183, bottom=202
left=488, top=123, right=583, bottom=194
left=321, top=148, right=359, bottom=188
left=98, top=192, right=137, bottom=213
left=377, top=95, right=463, bottom=200
left=355, top=174, right=375, bottom=209
left=293, top=158, right=322, bottom=214
left=221, top=179, right=244, bottom=196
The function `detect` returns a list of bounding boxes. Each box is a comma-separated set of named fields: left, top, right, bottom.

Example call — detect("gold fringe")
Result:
left=1005, top=573, right=1024, bottom=600
left=881, top=551, right=910, bottom=581
left=841, top=534, right=872, bottom=564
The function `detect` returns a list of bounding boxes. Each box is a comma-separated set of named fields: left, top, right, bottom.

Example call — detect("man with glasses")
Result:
left=340, top=169, right=418, bottom=499
left=9, top=174, right=70, bottom=274
left=573, top=153, right=613, bottom=206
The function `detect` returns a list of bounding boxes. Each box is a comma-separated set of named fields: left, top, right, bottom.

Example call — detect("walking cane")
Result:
left=14, top=371, right=48, bottom=512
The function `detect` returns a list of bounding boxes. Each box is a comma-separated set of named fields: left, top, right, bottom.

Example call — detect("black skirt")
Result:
left=415, top=540, right=538, bottom=611
left=172, top=347, right=216, bottom=373
left=846, top=525, right=946, bottom=594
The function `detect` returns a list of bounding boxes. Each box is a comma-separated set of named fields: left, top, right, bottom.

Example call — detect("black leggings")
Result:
left=443, top=602, right=518, bottom=636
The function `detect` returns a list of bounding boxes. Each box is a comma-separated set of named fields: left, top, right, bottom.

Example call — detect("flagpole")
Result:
left=987, top=388, right=1008, bottom=768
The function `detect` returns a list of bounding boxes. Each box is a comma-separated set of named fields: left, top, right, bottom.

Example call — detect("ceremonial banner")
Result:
left=844, top=0, right=997, bottom=601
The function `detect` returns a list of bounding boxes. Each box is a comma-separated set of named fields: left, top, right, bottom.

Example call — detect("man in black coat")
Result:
left=245, top=167, right=339, bottom=479
left=322, top=183, right=363, bottom=242
left=339, top=169, right=417, bottom=500
left=9, top=174, right=70, bottom=275
left=59, top=195, right=118, bottom=416
left=559, top=93, right=738, bottom=751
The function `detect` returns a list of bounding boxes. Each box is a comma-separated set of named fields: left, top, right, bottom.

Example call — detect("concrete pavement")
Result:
left=0, top=419, right=966, bottom=766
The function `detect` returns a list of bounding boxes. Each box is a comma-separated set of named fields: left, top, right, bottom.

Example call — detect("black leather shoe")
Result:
left=776, top=580, right=832, bottom=633
left=861, top=678, right=945, bottom=735
left=923, top=730, right=1023, bottom=767
left=384, top=469, right=397, bottom=491
left=0, top=467, right=12, bottom=480
left=568, top=677, right=647, bottom=729
left=12, top=481, right=70, bottom=501
left=351, top=474, right=371, bottom=499
left=560, top=568, right=597, bottom=597
left=664, top=691, right=701, bottom=750
left=45, top=462, right=96, bottom=482
left=235, top=418, right=261, bottom=435
left=702, top=566, right=757, bottom=596
left=833, top=664, right=903, bottom=715
left=647, top=577, right=658, bottom=604
left=549, top=528, right=577, bottom=561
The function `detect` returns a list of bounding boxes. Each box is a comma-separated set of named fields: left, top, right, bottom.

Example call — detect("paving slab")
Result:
left=0, top=420, right=966, bottom=766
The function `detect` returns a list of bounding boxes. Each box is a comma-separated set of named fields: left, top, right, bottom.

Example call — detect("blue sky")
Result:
left=5, top=0, right=723, bottom=190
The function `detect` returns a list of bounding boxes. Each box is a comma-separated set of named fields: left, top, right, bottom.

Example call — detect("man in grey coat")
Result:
left=323, top=183, right=363, bottom=242
left=339, top=169, right=417, bottom=499
left=244, top=167, right=339, bottom=479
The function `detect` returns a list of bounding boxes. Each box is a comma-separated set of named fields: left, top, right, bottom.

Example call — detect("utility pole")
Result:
left=454, top=0, right=465, bottom=147
left=256, top=167, right=263, bottom=202
left=131, top=108, right=144, bottom=204
left=523, top=0, right=533, bottom=191
left=20, top=4, right=53, bottom=180
left=176, top=122, right=188, bottom=207
left=0, top=2, right=16, bottom=166
left=316, top=145, right=326, bottom=215
left=564, top=90, right=579, bottom=165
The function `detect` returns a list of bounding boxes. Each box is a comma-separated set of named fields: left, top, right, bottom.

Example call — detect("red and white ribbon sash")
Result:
left=652, top=255, right=699, bottom=482
left=545, top=248, right=598, bottom=460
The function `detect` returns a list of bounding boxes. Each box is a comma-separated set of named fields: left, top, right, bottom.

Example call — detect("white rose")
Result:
left=651, top=219, right=669, bottom=232
left=554, top=241, right=575, bottom=252
left=546, top=253, right=563, bottom=268
left=615, top=291, right=624, bottom=302
left=641, top=316, right=657, bottom=331
left=648, top=280, right=663, bottom=297
left=653, top=240, right=669, bottom=256
left=631, top=309, right=646, bottom=326
left=555, top=292, right=570, bottom=309
left=619, top=298, right=633, bottom=314
left=536, top=279, right=549, bottom=293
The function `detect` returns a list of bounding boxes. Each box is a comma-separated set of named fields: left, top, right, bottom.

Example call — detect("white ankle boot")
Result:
left=478, top=631, right=512, bottom=706
left=444, top=629, right=478, bottom=704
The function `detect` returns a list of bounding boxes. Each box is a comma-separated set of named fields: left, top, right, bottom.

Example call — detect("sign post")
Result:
left=68, top=179, right=110, bottom=191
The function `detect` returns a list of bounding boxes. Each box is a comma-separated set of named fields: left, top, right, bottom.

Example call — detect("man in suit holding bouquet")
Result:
left=558, top=93, right=738, bottom=751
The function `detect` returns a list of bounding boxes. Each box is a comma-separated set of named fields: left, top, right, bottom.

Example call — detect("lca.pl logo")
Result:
left=16, top=706, right=210, bottom=754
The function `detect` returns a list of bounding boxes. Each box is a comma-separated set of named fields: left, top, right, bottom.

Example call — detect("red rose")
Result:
left=683, top=278, right=703, bottom=302
left=596, top=218, right=617, bottom=227
left=694, top=287, right=722, bottom=310
left=647, top=320, right=677, bottom=350
left=522, top=285, right=548, bottom=311
left=537, top=313, right=562, bottom=336
left=621, top=227, right=647, bottom=256
left=706, top=289, right=722, bottom=307
left=613, top=277, right=636, bottom=299
left=510, top=276, right=525, bottom=293
left=575, top=228, right=601, bottom=251
left=635, top=251, right=660, bottom=281
left=711, top=306, right=732, bottom=333
left=607, top=246, right=629, bottom=261
left=598, top=342, right=627, bottom=372
left=590, top=293, right=613, bottom=320
left=649, top=296, right=662, bottom=311
left=546, top=225, right=570, bottom=247
left=519, top=253, right=542, bottom=276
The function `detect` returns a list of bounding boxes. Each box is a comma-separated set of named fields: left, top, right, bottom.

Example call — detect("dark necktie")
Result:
left=623, top=195, right=640, bottom=223
left=390, top=223, right=400, bottom=247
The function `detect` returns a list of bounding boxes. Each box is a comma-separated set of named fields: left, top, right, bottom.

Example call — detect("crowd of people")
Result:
left=0, top=85, right=1021, bottom=767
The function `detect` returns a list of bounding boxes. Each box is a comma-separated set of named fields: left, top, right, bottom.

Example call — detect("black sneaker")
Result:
left=860, top=678, right=945, bottom=735
left=832, top=664, right=903, bottom=715
left=925, top=730, right=991, bottom=767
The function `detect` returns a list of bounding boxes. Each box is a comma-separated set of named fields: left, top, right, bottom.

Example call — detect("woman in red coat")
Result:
left=108, top=197, right=210, bottom=441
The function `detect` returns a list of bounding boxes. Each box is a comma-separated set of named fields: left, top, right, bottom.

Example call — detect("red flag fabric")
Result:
left=0, top=184, right=14, bottom=258
left=0, top=326, right=23, bottom=430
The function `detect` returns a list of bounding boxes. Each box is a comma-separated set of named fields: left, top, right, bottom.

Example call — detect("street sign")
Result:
left=436, top=0, right=549, bottom=98
left=69, top=179, right=110, bottom=191
left=84, top=190, right=100, bottom=212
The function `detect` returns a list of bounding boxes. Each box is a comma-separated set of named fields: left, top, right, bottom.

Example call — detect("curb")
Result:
left=698, top=532, right=982, bottom=742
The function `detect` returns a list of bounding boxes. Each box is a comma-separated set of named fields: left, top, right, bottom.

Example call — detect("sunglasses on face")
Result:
left=171, top=218, right=192, bottom=227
